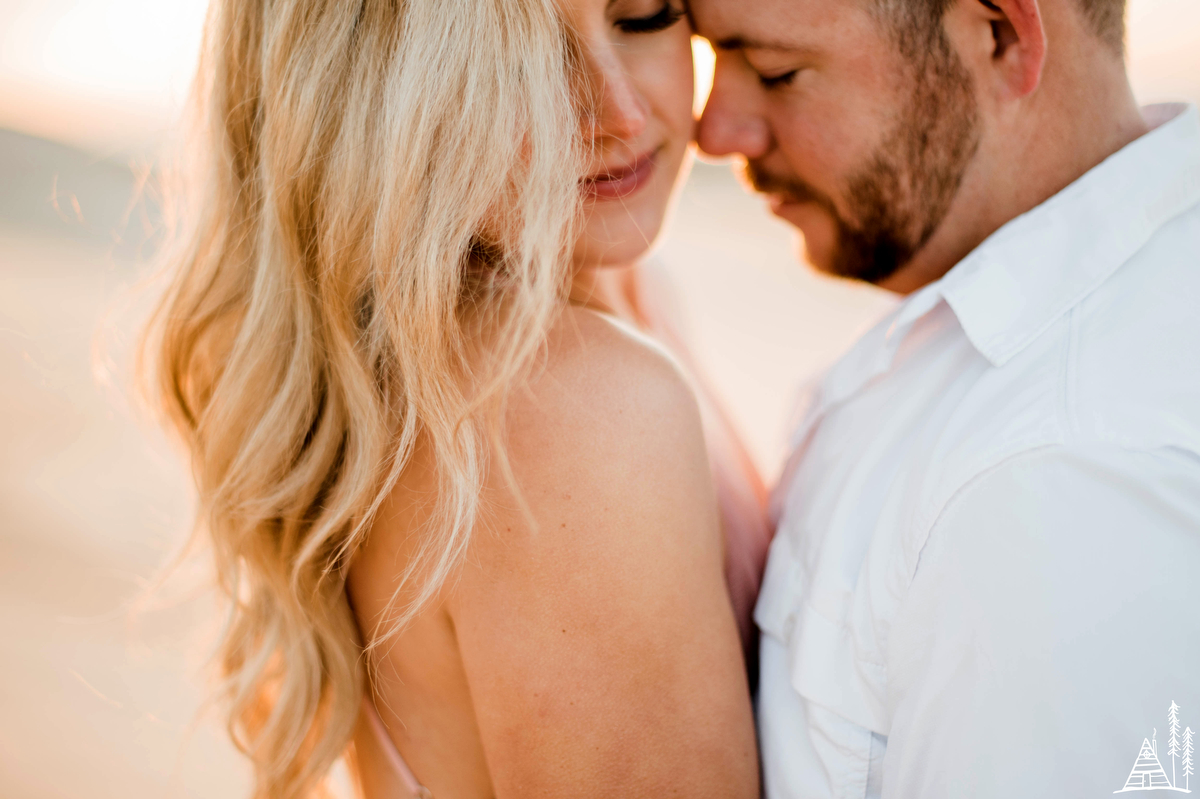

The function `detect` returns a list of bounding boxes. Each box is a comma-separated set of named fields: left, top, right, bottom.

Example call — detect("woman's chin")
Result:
left=574, top=209, right=667, bottom=268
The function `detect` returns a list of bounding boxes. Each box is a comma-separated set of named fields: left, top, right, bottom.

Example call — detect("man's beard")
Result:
left=746, top=37, right=980, bottom=285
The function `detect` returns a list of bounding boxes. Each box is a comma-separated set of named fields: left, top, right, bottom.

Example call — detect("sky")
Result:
left=0, top=0, right=1197, bottom=154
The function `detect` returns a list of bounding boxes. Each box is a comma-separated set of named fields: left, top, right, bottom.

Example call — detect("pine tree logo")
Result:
left=1183, top=727, right=1194, bottom=793
left=1115, top=701, right=1194, bottom=793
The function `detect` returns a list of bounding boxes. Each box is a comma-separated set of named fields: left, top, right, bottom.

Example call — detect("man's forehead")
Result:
left=690, top=0, right=859, bottom=51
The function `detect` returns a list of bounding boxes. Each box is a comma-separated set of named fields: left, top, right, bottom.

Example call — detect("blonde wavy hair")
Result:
left=141, top=0, right=584, bottom=796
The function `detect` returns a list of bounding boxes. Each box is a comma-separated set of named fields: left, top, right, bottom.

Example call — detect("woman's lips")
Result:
left=583, top=148, right=659, bottom=200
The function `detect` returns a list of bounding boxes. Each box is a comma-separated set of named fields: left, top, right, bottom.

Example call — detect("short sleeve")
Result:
left=883, top=444, right=1200, bottom=797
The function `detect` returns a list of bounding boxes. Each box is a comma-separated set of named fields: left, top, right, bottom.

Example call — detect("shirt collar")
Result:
left=940, top=103, right=1200, bottom=367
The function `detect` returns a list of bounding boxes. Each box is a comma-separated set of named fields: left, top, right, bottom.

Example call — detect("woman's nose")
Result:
left=585, top=53, right=649, bottom=142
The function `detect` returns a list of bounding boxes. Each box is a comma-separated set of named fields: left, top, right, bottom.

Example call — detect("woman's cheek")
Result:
left=639, top=34, right=696, bottom=142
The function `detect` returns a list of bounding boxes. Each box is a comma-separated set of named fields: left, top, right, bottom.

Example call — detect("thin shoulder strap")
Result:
left=360, top=695, right=434, bottom=799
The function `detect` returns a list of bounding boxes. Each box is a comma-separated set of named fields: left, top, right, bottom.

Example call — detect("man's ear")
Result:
left=974, top=0, right=1046, bottom=97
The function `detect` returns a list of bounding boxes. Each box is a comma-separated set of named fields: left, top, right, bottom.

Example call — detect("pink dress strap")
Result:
left=360, top=695, right=433, bottom=799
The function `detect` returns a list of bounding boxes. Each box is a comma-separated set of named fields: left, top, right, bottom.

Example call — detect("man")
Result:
left=691, top=0, right=1200, bottom=794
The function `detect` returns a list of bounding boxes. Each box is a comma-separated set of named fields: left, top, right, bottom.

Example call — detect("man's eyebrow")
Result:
left=711, top=34, right=807, bottom=52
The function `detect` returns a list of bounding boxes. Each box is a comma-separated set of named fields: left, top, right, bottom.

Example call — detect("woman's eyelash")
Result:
left=615, top=4, right=686, bottom=34
left=760, top=70, right=799, bottom=90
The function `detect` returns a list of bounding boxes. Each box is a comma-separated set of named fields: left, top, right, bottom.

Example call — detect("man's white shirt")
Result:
left=757, top=104, right=1200, bottom=798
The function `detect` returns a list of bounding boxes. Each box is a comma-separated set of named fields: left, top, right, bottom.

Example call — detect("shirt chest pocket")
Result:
left=756, top=529, right=895, bottom=733
left=759, top=630, right=888, bottom=799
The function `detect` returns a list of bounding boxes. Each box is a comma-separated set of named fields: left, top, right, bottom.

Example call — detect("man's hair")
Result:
left=1076, top=0, right=1127, bottom=54
left=878, top=0, right=1127, bottom=57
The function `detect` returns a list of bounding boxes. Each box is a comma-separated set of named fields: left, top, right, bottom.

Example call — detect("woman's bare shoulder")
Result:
left=470, top=302, right=719, bottom=575
left=504, top=304, right=698, bottom=448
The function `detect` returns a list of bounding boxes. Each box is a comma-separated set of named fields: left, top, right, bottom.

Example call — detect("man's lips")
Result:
left=767, top=193, right=808, bottom=220
left=767, top=193, right=794, bottom=213
left=767, top=191, right=826, bottom=219
left=583, top=148, right=659, bottom=200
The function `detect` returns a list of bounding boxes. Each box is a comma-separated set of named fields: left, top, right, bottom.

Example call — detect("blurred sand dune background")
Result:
left=2, top=1, right=1197, bottom=796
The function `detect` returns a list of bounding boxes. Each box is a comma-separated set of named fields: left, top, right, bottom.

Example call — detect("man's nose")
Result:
left=696, top=59, right=770, bottom=159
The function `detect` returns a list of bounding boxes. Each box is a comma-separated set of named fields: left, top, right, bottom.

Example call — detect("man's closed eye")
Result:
left=759, top=70, right=799, bottom=89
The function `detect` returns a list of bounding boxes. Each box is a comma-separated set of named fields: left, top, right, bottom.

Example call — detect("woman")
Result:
left=143, top=0, right=767, bottom=797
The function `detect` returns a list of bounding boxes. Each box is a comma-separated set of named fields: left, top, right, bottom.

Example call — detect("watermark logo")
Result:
left=1115, top=701, right=1194, bottom=793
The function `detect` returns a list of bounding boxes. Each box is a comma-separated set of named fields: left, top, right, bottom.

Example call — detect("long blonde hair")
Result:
left=142, top=0, right=584, bottom=795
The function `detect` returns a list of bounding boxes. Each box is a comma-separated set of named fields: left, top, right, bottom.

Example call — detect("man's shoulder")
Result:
left=924, top=204, right=1200, bottom=506
left=1067, top=201, right=1200, bottom=450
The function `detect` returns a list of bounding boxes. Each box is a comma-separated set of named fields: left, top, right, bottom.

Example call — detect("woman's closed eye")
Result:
left=615, top=3, right=686, bottom=34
